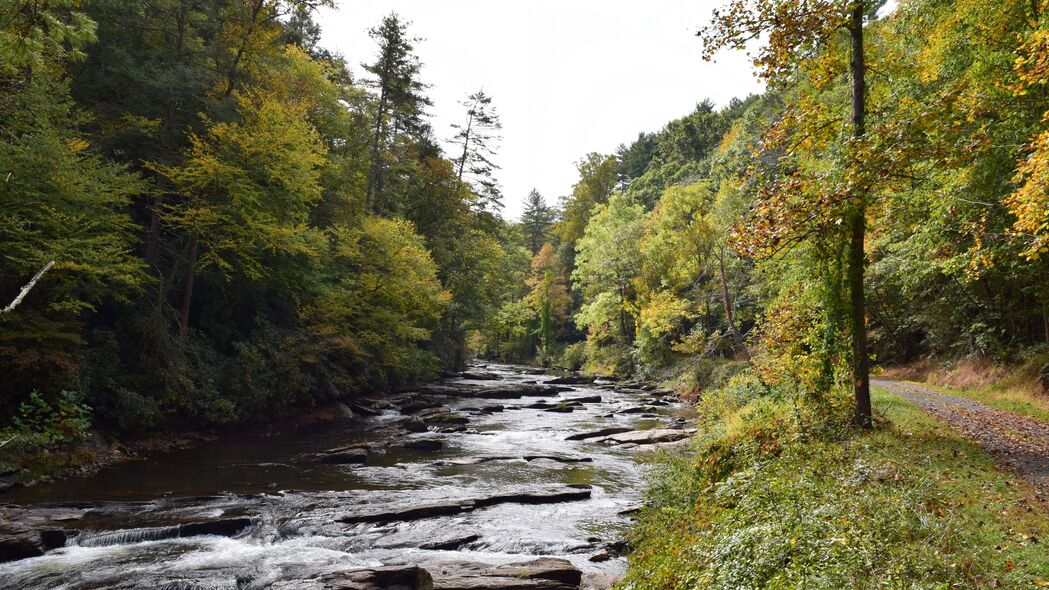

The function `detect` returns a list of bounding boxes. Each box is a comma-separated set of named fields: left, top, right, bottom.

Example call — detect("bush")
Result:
left=1, top=391, right=91, bottom=450
left=560, top=342, right=587, bottom=370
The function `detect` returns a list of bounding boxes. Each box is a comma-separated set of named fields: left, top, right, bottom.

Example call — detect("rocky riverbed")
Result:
left=0, top=364, right=691, bottom=589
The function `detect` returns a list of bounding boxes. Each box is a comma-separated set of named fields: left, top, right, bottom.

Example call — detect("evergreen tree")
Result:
left=520, top=189, right=554, bottom=254
left=362, top=13, right=431, bottom=213
left=450, top=89, right=502, bottom=211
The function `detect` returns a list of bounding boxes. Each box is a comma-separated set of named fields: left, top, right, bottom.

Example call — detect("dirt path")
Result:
left=874, top=378, right=1049, bottom=497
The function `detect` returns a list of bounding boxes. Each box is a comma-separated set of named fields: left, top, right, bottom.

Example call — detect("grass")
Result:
left=621, top=374, right=1049, bottom=590
left=879, top=356, right=1049, bottom=423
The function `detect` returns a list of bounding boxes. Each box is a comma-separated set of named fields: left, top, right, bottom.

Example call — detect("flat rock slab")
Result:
left=546, top=375, right=596, bottom=385
left=314, top=447, right=369, bottom=465
left=419, top=534, right=482, bottom=551
left=338, top=488, right=591, bottom=524
left=602, top=428, right=696, bottom=445
left=317, top=565, right=435, bottom=590
left=565, top=427, right=633, bottom=441
left=427, top=558, right=582, bottom=590
left=456, top=372, right=502, bottom=381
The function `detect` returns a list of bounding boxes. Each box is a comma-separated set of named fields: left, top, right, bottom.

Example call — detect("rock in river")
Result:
left=427, top=557, right=582, bottom=590
left=545, top=375, right=597, bottom=385
left=564, top=427, right=632, bottom=441
left=601, top=428, right=696, bottom=445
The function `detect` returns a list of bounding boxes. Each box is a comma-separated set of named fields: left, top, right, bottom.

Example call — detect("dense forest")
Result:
left=3, top=0, right=1049, bottom=467
left=3, top=0, right=1049, bottom=586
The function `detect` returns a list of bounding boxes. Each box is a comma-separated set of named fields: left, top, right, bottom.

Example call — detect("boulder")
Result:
left=564, top=427, right=632, bottom=441
left=581, top=573, right=620, bottom=590
left=602, top=428, right=695, bottom=445
left=179, top=518, right=254, bottom=538
left=421, top=412, right=469, bottom=427
left=324, top=565, right=434, bottom=590
left=400, top=417, right=429, bottom=433
left=427, top=558, right=581, bottom=590
left=0, top=514, right=44, bottom=563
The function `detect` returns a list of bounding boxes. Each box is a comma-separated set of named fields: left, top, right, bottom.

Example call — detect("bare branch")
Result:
left=1, top=261, right=55, bottom=315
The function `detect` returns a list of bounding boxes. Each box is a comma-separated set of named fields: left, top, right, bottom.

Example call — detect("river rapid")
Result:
left=0, top=363, right=690, bottom=589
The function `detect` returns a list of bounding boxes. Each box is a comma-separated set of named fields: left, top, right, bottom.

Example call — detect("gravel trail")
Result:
left=874, top=378, right=1049, bottom=496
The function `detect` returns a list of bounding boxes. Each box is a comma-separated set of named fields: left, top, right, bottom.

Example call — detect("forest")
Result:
left=3, top=0, right=1049, bottom=588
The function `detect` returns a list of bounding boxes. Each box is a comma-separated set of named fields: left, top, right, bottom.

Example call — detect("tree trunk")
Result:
left=179, top=234, right=199, bottom=336
left=717, top=246, right=750, bottom=361
left=457, top=111, right=474, bottom=180
left=849, top=0, right=872, bottom=428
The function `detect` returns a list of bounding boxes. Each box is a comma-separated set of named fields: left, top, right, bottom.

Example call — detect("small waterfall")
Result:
left=74, top=525, right=183, bottom=547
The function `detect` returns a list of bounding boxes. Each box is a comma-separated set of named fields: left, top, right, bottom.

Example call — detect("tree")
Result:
left=0, top=0, right=97, bottom=80
left=701, top=0, right=873, bottom=426
left=450, top=89, right=502, bottom=212
left=362, top=13, right=431, bottom=212
left=557, top=153, right=618, bottom=262
left=520, top=189, right=555, bottom=254
left=526, top=244, right=571, bottom=361
left=155, top=89, right=327, bottom=334
left=573, top=193, right=647, bottom=373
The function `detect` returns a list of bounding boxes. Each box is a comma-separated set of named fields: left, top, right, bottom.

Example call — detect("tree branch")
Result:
left=1, top=261, right=55, bottom=315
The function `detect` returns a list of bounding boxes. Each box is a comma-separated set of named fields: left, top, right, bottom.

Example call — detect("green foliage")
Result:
left=624, top=385, right=1049, bottom=589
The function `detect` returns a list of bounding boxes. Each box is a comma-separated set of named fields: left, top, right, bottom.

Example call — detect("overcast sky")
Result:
left=316, top=1, right=764, bottom=220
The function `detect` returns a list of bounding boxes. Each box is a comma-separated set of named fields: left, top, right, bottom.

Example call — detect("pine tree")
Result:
left=362, top=13, right=431, bottom=212
left=520, top=189, right=554, bottom=254
left=450, top=89, right=502, bottom=211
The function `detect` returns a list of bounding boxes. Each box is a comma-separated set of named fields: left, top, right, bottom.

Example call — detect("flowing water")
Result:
left=0, top=364, right=684, bottom=589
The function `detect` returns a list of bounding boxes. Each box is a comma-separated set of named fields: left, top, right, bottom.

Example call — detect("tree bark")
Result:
left=179, top=234, right=199, bottom=336
left=849, top=0, right=872, bottom=428
left=456, top=110, right=474, bottom=180
left=1, top=261, right=55, bottom=314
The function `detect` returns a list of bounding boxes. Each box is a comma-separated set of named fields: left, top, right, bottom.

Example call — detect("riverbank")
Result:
left=622, top=376, right=1049, bottom=588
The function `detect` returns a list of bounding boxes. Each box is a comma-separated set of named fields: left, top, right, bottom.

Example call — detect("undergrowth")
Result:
left=623, top=373, right=1049, bottom=589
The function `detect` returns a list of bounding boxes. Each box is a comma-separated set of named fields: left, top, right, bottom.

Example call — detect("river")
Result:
left=0, top=363, right=690, bottom=589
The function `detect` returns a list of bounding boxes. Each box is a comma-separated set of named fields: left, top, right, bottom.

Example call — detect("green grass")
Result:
left=916, top=381, right=1049, bottom=424
left=621, top=379, right=1049, bottom=589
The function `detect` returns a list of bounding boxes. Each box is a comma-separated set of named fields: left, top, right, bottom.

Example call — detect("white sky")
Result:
left=316, top=1, right=764, bottom=220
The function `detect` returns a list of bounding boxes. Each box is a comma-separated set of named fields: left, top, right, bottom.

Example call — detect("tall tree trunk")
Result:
left=849, top=0, right=872, bottom=427
left=717, top=246, right=750, bottom=361
left=457, top=111, right=474, bottom=180
left=223, top=0, right=264, bottom=97
left=179, top=234, right=199, bottom=336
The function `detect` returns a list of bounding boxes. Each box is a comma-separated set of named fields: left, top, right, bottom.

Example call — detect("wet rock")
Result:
left=179, top=517, right=254, bottom=538
left=351, top=402, right=383, bottom=417
left=543, top=405, right=576, bottom=413
left=39, top=528, right=71, bottom=550
left=314, top=446, right=369, bottom=465
left=617, top=504, right=643, bottom=517
left=421, top=412, right=469, bottom=427
left=471, top=487, right=591, bottom=507
left=75, top=517, right=254, bottom=548
left=546, top=375, right=596, bottom=385
left=0, top=514, right=44, bottom=563
left=522, top=455, right=593, bottom=463
left=338, top=488, right=591, bottom=524
left=581, top=572, right=620, bottom=590
left=403, top=439, right=444, bottom=452
left=339, top=501, right=477, bottom=524
left=587, top=548, right=613, bottom=562
left=481, top=404, right=504, bottom=413
left=602, top=428, right=695, bottom=445
left=323, top=565, right=435, bottom=590
left=427, top=558, right=581, bottom=590
left=457, top=372, right=502, bottom=381
left=419, top=533, right=481, bottom=550
left=562, top=395, right=602, bottom=404
left=400, top=399, right=445, bottom=415
left=400, top=417, right=428, bottom=433
left=473, top=385, right=568, bottom=399
left=617, top=406, right=655, bottom=414
left=564, top=427, right=632, bottom=441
